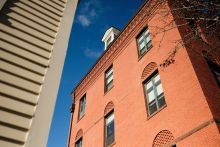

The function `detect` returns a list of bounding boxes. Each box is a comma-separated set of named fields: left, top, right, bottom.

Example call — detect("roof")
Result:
left=101, top=27, right=120, bottom=42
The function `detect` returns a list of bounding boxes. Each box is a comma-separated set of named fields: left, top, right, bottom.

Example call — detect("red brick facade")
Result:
left=69, top=1, right=220, bottom=146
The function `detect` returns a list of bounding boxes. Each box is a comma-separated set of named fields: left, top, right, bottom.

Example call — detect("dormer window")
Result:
left=106, top=36, right=112, bottom=46
left=102, top=27, right=120, bottom=50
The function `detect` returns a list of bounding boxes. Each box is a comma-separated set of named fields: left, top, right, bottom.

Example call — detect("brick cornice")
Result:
left=72, top=0, right=163, bottom=100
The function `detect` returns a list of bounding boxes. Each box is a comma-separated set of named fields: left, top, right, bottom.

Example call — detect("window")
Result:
left=137, top=27, right=152, bottom=57
left=207, top=60, right=220, bottom=88
left=78, top=95, right=86, bottom=119
left=143, top=72, right=166, bottom=115
left=105, top=65, right=113, bottom=92
left=75, top=138, right=82, bottom=147
left=105, top=112, right=115, bottom=147
left=106, top=36, right=112, bottom=47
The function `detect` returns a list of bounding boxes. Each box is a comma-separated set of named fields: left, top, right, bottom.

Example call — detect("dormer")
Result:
left=102, top=27, right=120, bottom=50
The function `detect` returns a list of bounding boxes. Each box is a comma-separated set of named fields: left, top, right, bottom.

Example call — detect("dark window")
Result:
left=78, top=95, right=86, bottom=119
left=143, top=72, right=166, bottom=115
left=207, top=60, right=220, bottom=88
left=105, top=112, right=115, bottom=147
left=106, top=36, right=112, bottom=46
left=137, top=27, right=152, bottom=57
left=105, top=65, right=113, bottom=92
left=75, top=138, right=82, bottom=147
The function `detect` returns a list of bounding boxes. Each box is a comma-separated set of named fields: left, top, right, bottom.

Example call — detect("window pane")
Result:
left=156, top=83, right=163, bottom=96
left=106, top=68, right=113, bottom=77
left=147, top=41, right=152, bottom=48
left=105, top=113, right=115, bottom=146
left=106, top=121, right=115, bottom=146
left=139, top=41, right=145, bottom=49
left=140, top=47, right=146, bottom=55
left=106, top=75, right=113, bottom=84
left=107, top=36, right=112, bottom=46
left=138, top=35, right=144, bottom=43
left=158, top=95, right=166, bottom=108
left=154, top=74, right=160, bottom=83
left=146, top=35, right=151, bottom=43
left=146, top=81, right=153, bottom=90
left=79, top=96, right=86, bottom=118
left=149, top=100, right=157, bottom=115
left=144, top=29, right=150, bottom=35
left=147, top=90, right=155, bottom=103
left=106, top=80, right=113, bottom=91
left=76, top=138, right=82, bottom=147
left=105, top=66, right=113, bottom=92
left=106, top=113, right=114, bottom=124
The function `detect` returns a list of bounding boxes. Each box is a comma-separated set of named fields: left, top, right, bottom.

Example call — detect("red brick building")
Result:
left=68, top=0, right=220, bottom=147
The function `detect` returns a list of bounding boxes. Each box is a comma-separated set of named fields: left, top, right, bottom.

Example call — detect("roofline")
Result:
left=101, top=26, right=121, bottom=41
left=71, top=0, right=150, bottom=96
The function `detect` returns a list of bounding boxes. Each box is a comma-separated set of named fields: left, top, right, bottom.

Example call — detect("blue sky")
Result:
left=47, top=0, right=142, bottom=146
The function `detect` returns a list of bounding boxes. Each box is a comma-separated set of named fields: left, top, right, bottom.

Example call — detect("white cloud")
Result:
left=77, top=0, right=102, bottom=27
left=84, top=48, right=102, bottom=58
left=78, top=15, right=91, bottom=27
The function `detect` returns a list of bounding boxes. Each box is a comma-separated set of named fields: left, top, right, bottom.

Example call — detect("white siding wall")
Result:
left=0, top=0, right=78, bottom=147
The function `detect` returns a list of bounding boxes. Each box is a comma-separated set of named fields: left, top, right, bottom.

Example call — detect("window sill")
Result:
left=147, top=104, right=167, bottom=120
left=77, top=114, right=85, bottom=123
left=108, top=141, right=116, bottom=147
left=138, top=45, right=153, bottom=61
left=104, top=85, right=114, bottom=96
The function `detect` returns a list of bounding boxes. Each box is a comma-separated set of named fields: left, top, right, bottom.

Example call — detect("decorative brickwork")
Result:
left=141, top=62, right=157, bottom=80
left=104, top=101, right=114, bottom=115
left=152, top=130, right=174, bottom=147
left=75, top=129, right=83, bottom=141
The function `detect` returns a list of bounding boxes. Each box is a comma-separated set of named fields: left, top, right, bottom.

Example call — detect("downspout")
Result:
left=67, top=92, right=75, bottom=147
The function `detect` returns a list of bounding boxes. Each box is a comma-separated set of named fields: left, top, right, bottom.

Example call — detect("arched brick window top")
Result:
left=141, top=62, right=157, bottom=80
left=75, top=129, right=83, bottom=141
left=152, top=130, right=175, bottom=147
left=104, top=101, right=114, bottom=115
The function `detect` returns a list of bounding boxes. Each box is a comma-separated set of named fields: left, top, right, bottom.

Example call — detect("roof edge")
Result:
left=71, top=0, right=150, bottom=97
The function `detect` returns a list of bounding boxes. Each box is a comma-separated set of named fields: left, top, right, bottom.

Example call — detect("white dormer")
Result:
left=102, top=27, right=120, bottom=50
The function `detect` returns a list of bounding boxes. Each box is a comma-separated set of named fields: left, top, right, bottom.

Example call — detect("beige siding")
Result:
left=0, top=0, right=76, bottom=146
